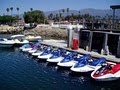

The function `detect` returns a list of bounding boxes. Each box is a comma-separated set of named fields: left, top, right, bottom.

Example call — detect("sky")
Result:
left=0, top=0, right=120, bottom=15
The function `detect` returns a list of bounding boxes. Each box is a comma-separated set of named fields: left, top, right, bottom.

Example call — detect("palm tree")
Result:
left=59, top=13, right=62, bottom=18
left=49, top=13, right=53, bottom=20
left=78, top=10, right=80, bottom=23
left=58, top=10, right=61, bottom=22
left=10, top=7, right=13, bottom=16
left=62, top=9, right=65, bottom=15
left=55, top=14, right=59, bottom=21
left=6, top=8, right=9, bottom=15
left=78, top=11, right=80, bottom=15
left=71, top=13, right=74, bottom=21
left=30, top=8, right=33, bottom=11
left=66, top=8, right=69, bottom=21
left=16, top=7, right=19, bottom=16
left=71, top=13, right=74, bottom=17
left=66, top=8, right=69, bottom=15
left=62, top=9, right=65, bottom=20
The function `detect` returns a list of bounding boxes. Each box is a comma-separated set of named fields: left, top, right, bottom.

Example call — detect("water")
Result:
left=0, top=35, right=120, bottom=90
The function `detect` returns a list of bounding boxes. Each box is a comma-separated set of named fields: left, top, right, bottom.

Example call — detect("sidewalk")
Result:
left=41, top=39, right=120, bottom=63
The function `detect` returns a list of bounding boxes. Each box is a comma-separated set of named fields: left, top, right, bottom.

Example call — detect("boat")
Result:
left=0, top=38, right=15, bottom=47
left=91, top=63, right=120, bottom=81
left=37, top=47, right=58, bottom=60
left=11, top=35, right=29, bottom=46
left=47, top=49, right=67, bottom=63
left=57, top=51, right=79, bottom=67
left=70, top=57, right=106, bottom=73
left=24, top=30, right=42, bottom=42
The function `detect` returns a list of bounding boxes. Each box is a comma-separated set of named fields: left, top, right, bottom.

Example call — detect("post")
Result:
left=112, top=9, right=115, bottom=29
left=92, top=18, right=94, bottom=29
left=67, top=25, right=73, bottom=48
left=83, top=18, right=85, bottom=29
left=88, top=31, right=93, bottom=51
left=104, top=33, right=109, bottom=55
left=101, top=18, right=104, bottom=30
left=117, top=36, right=120, bottom=58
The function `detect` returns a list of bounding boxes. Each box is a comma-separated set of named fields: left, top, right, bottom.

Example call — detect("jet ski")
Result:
left=22, top=42, right=40, bottom=52
left=57, top=51, right=78, bottom=67
left=28, top=42, right=41, bottom=54
left=19, top=43, right=30, bottom=50
left=28, top=46, right=39, bottom=54
left=71, top=57, right=106, bottom=73
left=47, top=49, right=67, bottom=63
left=37, top=47, right=58, bottom=60
left=91, top=63, right=120, bottom=81
left=32, top=45, right=46, bottom=57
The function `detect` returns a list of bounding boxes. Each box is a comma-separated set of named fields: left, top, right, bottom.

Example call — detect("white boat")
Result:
left=0, top=38, right=15, bottom=47
left=91, top=63, right=120, bottom=81
left=70, top=57, right=105, bottom=73
left=24, top=30, right=42, bottom=42
left=11, top=35, right=29, bottom=46
left=57, top=52, right=78, bottom=67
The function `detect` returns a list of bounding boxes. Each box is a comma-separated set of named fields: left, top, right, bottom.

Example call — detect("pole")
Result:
left=112, top=9, right=115, bottom=29
left=67, top=24, right=73, bottom=48
left=117, top=36, right=120, bottom=58
left=89, top=31, right=93, bottom=51
left=104, top=33, right=109, bottom=55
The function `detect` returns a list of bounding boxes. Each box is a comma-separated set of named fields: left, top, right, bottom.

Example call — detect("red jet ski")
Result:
left=91, top=63, right=120, bottom=81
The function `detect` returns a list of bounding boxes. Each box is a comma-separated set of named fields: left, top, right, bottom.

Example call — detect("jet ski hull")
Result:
left=47, top=57, right=64, bottom=63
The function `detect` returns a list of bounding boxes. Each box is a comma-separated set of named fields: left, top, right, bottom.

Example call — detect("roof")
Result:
left=110, top=5, right=120, bottom=9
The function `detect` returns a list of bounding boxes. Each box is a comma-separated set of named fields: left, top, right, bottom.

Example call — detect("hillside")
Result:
left=44, top=8, right=120, bottom=18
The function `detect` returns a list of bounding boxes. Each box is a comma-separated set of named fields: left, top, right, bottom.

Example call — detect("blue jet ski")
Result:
left=57, top=51, right=78, bottom=67
left=47, top=49, right=67, bottom=63
left=71, top=57, right=106, bottom=72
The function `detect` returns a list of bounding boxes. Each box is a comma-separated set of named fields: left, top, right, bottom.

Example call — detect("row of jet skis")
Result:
left=20, top=42, right=120, bottom=81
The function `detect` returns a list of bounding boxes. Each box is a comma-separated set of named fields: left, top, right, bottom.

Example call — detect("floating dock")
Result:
left=41, top=39, right=120, bottom=63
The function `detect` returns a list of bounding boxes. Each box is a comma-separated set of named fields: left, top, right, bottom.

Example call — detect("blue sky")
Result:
left=0, top=0, right=120, bottom=15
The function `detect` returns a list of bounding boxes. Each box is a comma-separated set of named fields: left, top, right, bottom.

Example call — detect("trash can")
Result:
left=72, top=39, right=79, bottom=50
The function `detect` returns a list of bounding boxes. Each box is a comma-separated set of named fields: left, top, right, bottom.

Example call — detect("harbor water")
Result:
left=0, top=35, right=120, bottom=90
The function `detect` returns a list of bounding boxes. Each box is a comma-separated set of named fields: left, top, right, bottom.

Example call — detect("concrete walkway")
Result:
left=41, top=39, right=120, bottom=63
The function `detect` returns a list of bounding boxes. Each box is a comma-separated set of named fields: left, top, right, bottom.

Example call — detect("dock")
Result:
left=41, top=39, right=120, bottom=63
